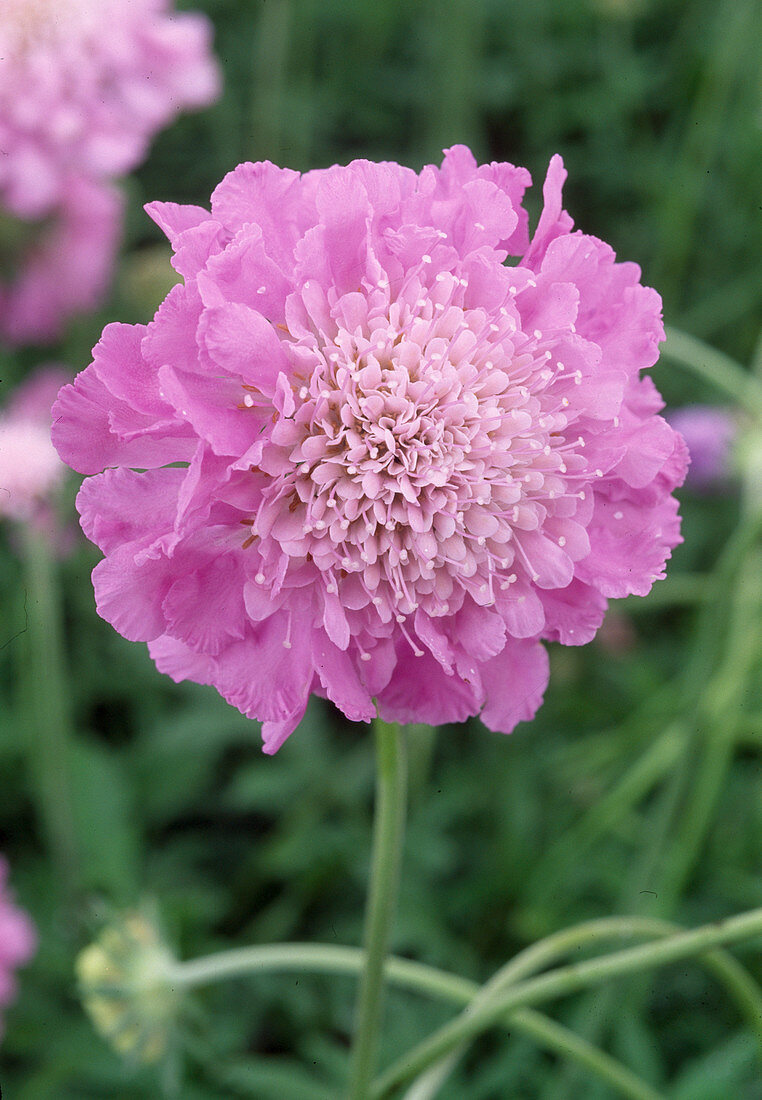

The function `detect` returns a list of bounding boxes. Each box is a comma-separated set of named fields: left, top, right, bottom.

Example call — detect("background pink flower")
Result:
left=0, top=0, right=219, bottom=345
left=1, top=365, right=71, bottom=528
left=0, top=856, right=36, bottom=1039
left=0, top=0, right=220, bottom=219
left=0, top=177, right=122, bottom=346
left=668, top=405, right=737, bottom=490
left=53, top=148, right=687, bottom=752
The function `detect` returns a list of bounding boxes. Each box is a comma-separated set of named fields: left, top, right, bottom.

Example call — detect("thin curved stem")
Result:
left=347, top=719, right=407, bottom=1099
left=370, top=906, right=762, bottom=1097
left=172, top=943, right=472, bottom=1004
left=172, top=943, right=662, bottom=1100
left=402, top=912, right=762, bottom=1098
left=168, top=914, right=762, bottom=1100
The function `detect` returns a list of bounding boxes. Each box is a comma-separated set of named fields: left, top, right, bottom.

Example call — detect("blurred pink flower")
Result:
left=1, top=365, right=70, bottom=527
left=0, top=856, right=36, bottom=1038
left=0, top=0, right=220, bottom=219
left=53, top=148, right=687, bottom=752
left=668, top=405, right=737, bottom=490
left=0, top=176, right=122, bottom=345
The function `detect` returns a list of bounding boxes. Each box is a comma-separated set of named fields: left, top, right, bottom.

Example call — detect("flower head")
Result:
left=0, top=856, right=36, bottom=1037
left=53, top=148, right=687, bottom=751
left=668, top=405, right=737, bottom=490
left=0, top=365, right=70, bottom=529
left=0, top=0, right=220, bottom=220
left=76, top=911, right=178, bottom=1063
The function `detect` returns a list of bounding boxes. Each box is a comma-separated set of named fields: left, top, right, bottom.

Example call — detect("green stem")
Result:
left=172, top=942, right=469, bottom=1001
left=347, top=719, right=407, bottom=1099
left=501, top=1010, right=662, bottom=1100
left=167, top=914, right=762, bottom=1100
left=404, top=911, right=762, bottom=1098
left=370, top=906, right=762, bottom=1097
left=171, top=943, right=661, bottom=1100
left=20, top=527, right=80, bottom=904
left=660, top=327, right=762, bottom=414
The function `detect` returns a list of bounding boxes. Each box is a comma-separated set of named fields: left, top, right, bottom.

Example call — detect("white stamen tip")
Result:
left=361, top=652, right=372, bottom=661
left=255, top=573, right=265, bottom=584
left=243, top=394, right=255, bottom=407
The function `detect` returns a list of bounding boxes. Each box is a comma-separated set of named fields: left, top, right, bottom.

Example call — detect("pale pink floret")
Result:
left=0, top=0, right=220, bottom=219
left=0, top=366, right=70, bottom=524
left=0, top=856, right=36, bottom=1036
left=53, top=148, right=687, bottom=751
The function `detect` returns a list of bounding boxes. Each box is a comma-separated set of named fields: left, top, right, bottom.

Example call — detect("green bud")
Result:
left=76, top=911, right=179, bottom=1064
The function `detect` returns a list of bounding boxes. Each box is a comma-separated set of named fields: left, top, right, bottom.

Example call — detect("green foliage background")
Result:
left=2, top=0, right=762, bottom=1096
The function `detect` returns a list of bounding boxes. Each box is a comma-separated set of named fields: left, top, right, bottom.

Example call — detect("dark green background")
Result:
left=2, top=0, right=762, bottom=1096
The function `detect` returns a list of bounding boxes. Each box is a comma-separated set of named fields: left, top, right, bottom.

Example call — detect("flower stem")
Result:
left=171, top=945, right=662, bottom=1098
left=166, top=914, right=761, bottom=1100
left=347, top=718, right=407, bottom=1099
left=20, top=528, right=81, bottom=906
left=370, top=905, right=762, bottom=1097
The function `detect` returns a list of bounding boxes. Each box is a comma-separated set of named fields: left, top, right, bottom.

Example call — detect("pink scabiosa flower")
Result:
left=668, top=405, right=737, bottom=490
left=0, top=0, right=220, bottom=217
left=0, top=365, right=70, bottom=529
left=0, top=856, right=36, bottom=1039
left=0, top=176, right=122, bottom=345
left=52, top=148, right=687, bottom=753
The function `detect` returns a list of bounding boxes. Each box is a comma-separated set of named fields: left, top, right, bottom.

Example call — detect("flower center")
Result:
left=244, top=267, right=588, bottom=639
